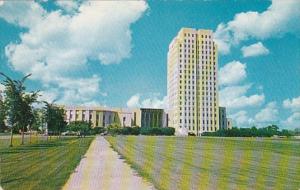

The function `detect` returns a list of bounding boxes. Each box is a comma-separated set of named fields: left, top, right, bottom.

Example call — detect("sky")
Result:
left=0, top=0, right=299, bottom=129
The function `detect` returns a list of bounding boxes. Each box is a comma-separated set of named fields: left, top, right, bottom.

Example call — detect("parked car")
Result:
left=61, top=131, right=78, bottom=136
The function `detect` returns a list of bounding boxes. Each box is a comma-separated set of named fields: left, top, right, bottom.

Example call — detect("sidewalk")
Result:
left=63, top=136, right=155, bottom=190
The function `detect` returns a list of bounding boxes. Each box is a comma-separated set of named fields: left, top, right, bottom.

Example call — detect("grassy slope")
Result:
left=0, top=136, right=94, bottom=190
left=106, top=136, right=300, bottom=190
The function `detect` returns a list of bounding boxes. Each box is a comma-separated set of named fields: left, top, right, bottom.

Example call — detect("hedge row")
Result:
left=107, top=126, right=175, bottom=136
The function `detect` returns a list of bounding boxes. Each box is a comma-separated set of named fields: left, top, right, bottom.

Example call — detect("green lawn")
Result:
left=106, top=136, right=300, bottom=190
left=0, top=136, right=94, bottom=190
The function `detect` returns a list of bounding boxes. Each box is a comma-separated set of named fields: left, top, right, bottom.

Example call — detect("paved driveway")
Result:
left=63, top=136, right=155, bottom=190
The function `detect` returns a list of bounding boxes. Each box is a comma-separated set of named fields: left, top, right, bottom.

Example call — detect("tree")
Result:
left=294, top=128, right=300, bottom=135
left=43, top=102, right=67, bottom=138
left=0, top=72, right=36, bottom=146
left=31, top=109, right=43, bottom=132
left=202, top=125, right=292, bottom=137
left=0, top=97, right=7, bottom=132
left=68, top=121, right=91, bottom=137
left=19, top=91, right=39, bottom=145
left=107, top=123, right=122, bottom=136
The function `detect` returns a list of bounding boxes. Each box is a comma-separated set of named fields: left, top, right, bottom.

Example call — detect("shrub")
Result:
left=91, top=127, right=106, bottom=135
left=162, top=127, right=175, bottom=136
left=140, top=127, right=175, bottom=136
left=131, top=127, right=140, bottom=135
left=107, top=124, right=122, bottom=136
left=67, top=121, right=92, bottom=137
left=119, top=127, right=141, bottom=135
left=201, top=125, right=293, bottom=137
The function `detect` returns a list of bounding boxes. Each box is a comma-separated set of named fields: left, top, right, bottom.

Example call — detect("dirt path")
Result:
left=63, top=136, right=155, bottom=190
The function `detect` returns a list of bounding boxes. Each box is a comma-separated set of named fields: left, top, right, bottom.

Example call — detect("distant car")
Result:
left=188, top=132, right=196, bottom=136
left=62, top=131, right=78, bottom=136
left=100, top=131, right=108, bottom=136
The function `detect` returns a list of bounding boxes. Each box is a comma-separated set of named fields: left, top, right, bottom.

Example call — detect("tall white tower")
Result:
left=167, top=28, right=219, bottom=136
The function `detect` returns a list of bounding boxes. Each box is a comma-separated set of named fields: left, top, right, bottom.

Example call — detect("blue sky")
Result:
left=0, top=0, right=299, bottom=128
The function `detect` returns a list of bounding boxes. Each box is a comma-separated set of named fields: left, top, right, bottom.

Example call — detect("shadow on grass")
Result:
left=1, top=177, right=24, bottom=184
left=0, top=141, right=68, bottom=155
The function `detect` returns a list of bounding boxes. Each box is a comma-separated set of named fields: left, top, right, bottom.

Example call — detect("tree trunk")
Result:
left=21, top=126, right=25, bottom=145
left=9, top=126, right=13, bottom=147
left=29, top=125, right=32, bottom=144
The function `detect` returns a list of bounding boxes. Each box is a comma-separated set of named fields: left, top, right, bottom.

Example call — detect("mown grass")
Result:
left=106, top=136, right=300, bottom=190
left=0, top=136, right=94, bottom=190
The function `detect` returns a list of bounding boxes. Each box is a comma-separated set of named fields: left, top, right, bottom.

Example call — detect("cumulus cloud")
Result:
left=230, top=111, right=254, bottom=126
left=127, top=94, right=167, bottom=109
left=0, top=84, right=4, bottom=91
left=283, top=96, right=300, bottom=111
left=219, top=60, right=267, bottom=126
left=219, top=61, right=264, bottom=109
left=220, top=85, right=265, bottom=109
left=219, top=61, right=246, bottom=85
left=38, top=89, right=59, bottom=103
left=0, top=1, right=148, bottom=105
left=127, top=94, right=141, bottom=108
left=255, top=102, right=279, bottom=123
left=241, top=42, right=270, bottom=57
left=282, top=96, right=300, bottom=128
left=55, top=1, right=80, bottom=13
left=0, top=84, right=4, bottom=100
left=214, top=0, right=300, bottom=54
left=283, top=112, right=300, bottom=129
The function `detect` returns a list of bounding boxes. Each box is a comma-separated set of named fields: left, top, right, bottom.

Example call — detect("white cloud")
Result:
left=37, top=75, right=103, bottom=106
left=38, top=89, right=59, bottom=103
left=219, top=60, right=266, bottom=125
left=127, top=94, right=141, bottom=108
left=220, top=84, right=265, bottom=109
left=283, top=112, right=300, bottom=129
left=127, top=94, right=167, bottom=109
left=282, top=96, right=300, bottom=128
left=55, top=1, right=80, bottom=13
left=214, top=0, right=300, bottom=54
left=255, top=102, right=279, bottom=123
left=54, top=75, right=102, bottom=105
left=241, top=42, right=270, bottom=57
left=230, top=111, right=254, bottom=126
left=283, top=96, right=300, bottom=111
left=0, top=1, right=148, bottom=105
left=219, top=61, right=246, bottom=85
left=141, top=96, right=167, bottom=109
left=0, top=84, right=4, bottom=100
left=214, top=23, right=232, bottom=54
left=0, top=84, right=4, bottom=91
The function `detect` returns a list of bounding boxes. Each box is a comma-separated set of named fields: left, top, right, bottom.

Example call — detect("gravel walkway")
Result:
left=63, top=136, right=155, bottom=190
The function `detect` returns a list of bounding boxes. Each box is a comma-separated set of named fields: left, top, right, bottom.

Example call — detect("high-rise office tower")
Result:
left=167, top=28, right=219, bottom=136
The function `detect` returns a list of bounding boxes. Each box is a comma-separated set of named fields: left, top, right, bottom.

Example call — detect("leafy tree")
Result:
left=202, top=125, right=292, bottom=137
left=0, top=72, right=38, bottom=146
left=31, top=109, right=44, bottom=132
left=0, top=97, right=7, bottom=132
left=294, top=128, right=300, bottom=135
left=43, top=102, right=67, bottom=138
left=107, top=123, right=122, bottom=136
left=68, top=121, right=92, bottom=137
left=91, top=127, right=106, bottom=135
left=281, top=129, right=292, bottom=137
left=19, top=91, right=39, bottom=144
